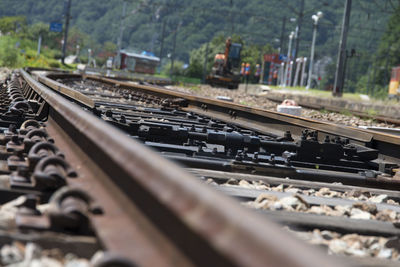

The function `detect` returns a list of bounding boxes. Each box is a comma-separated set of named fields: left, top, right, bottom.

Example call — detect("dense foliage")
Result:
left=0, top=0, right=399, bottom=95
left=0, top=1, right=389, bottom=59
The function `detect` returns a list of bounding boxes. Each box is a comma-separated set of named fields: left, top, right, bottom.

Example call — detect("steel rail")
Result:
left=36, top=73, right=94, bottom=108
left=20, top=69, right=343, bottom=266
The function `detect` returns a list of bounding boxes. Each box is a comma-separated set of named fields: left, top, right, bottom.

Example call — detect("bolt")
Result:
left=301, top=131, right=307, bottom=141
left=270, top=154, right=275, bottom=164
left=235, top=151, right=243, bottom=161
left=311, top=131, right=318, bottom=141
left=17, top=166, right=29, bottom=177
left=11, top=134, right=20, bottom=144
left=119, top=115, right=126, bottom=124
left=105, top=110, right=113, bottom=117
left=284, top=131, right=292, bottom=140
left=8, top=124, right=17, bottom=134
left=253, top=152, right=259, bottom=163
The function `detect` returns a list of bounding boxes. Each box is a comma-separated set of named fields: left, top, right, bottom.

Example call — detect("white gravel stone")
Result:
left=277, top=105, right=302, bottom=116
left=272, top=202, right=283, bottom=210
left=377, top=248, right=393, bottom=259
left=279, top=196, right=301, bottom=209
left=31, top=257, right=64, bottom=267
left=369, top=194, right=388, bottom=204
left=24, top=243, right=42, bottom=262
left=329, top=239, right=348, bottom=254
left=346, top=248, right=368, bottom=257
left=350, top=208, right=372, bottom=220
left=1, top=244, right=23, bottom=265
left=285, top=188, right=300, bottom=194
left=65, top=259, right=91, bottom=267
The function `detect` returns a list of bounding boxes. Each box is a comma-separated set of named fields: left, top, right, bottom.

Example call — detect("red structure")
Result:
left=119, top=50, right=160, bottom=74
left=262, top=54, right=283, bottom=84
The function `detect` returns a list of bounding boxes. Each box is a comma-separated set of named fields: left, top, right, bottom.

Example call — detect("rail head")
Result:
left=19, top=69, right=344, bottom=266
left=36, top=74, right=95, bottom=109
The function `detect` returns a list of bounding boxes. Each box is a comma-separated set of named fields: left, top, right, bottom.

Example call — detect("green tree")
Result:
left=357, top=3, right=400, bottom=97
left=186, top=34, right=275, bottom=78
left=0, top=36, right=23, bottom=67
left=162, top=60, right=185, bottom=76
left=0, top=16, right=26, bottom=35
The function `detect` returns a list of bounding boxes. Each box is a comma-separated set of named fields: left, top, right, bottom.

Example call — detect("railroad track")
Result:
left=2, top=68, right=400, bottom=266
left=33, top=70, right=400, bottom=265
left=265, top=92, right=400, bottom=126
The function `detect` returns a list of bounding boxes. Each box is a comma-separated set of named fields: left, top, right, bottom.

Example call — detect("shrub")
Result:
left=0, top=36, right=22, bottom=67
left=49, top=61, right=61, bottom=68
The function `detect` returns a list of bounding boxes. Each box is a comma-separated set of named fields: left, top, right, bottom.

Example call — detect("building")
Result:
left=118, top=49, right=160, bottom=74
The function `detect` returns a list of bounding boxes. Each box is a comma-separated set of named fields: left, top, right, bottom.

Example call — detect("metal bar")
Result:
left=37, top=75, right=95, bottom=108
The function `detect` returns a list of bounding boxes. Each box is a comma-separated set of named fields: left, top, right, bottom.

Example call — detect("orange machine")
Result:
left=206, top=38, right=242, bottom=89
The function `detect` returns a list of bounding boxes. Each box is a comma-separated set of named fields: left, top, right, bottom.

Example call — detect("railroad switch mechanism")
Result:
left=67, top=73, right=398, bottom=188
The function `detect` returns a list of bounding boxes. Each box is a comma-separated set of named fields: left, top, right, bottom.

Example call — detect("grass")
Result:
left=0, top=35, right=76, bottom=70
left=366, top=108, right=378, bottom=117
left=172, top=75, right=202, bottom=84
left=340, top=110, right=354, bottom=117
left=267, top=85, right=365, bottom=101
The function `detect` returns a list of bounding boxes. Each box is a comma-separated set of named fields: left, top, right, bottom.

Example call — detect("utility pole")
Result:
left=384, top=44, right=392, bottom=86
left=61, top=0, right=71, bottom=64
left=115, top=0, right=127, bottom=68
left=333, top=0, right=352, bottom=97
left=284, top=32, right=295, bottom=87
left=300, top=57, right=307, bottom=86
left=306, top=23, right=317, bottom=89
left=306, top=11, right=323, bottom=89
left=230, top=0, right=234, bottom=35
left=37, top=34, right=42, bottom=56
left=170, top=22, right=181, bottom=78
left=202, top=42, right=210, bottom=83
left=159, top=20, right=166, bottom=65
left=279, top=17, right=286, bottom=54
left=293, top=0, right=304, bottom=62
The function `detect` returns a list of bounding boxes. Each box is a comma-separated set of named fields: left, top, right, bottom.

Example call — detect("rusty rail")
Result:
left=20, top=70, right=344, bottom=266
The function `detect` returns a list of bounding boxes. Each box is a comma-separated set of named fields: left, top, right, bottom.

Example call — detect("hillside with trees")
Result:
left=0, top=0, right=399, bottom=96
